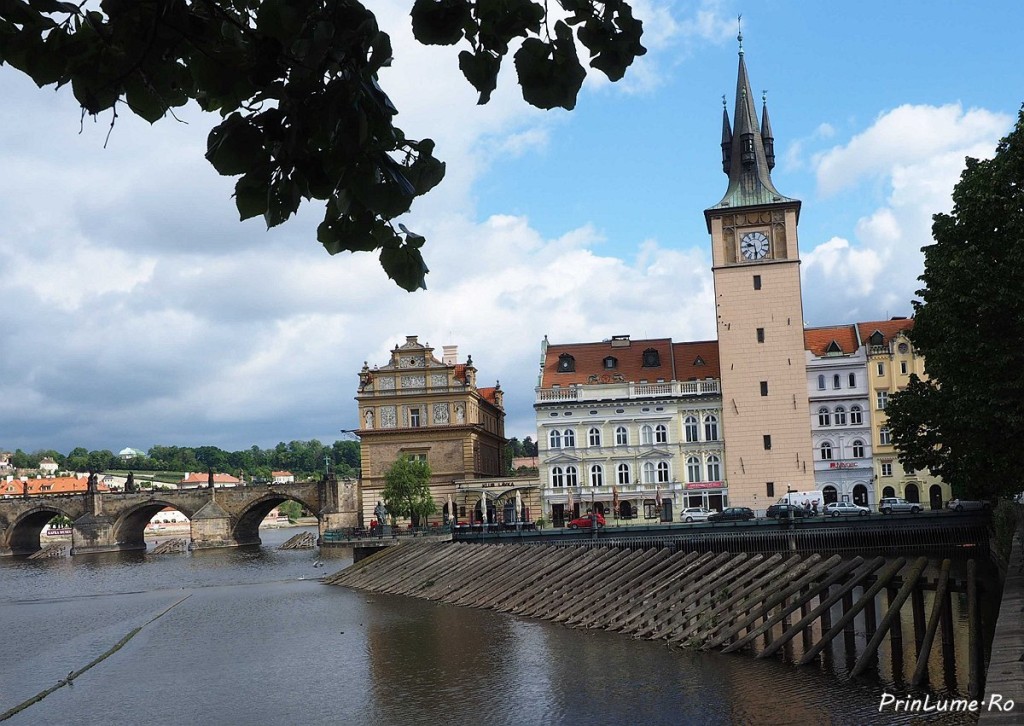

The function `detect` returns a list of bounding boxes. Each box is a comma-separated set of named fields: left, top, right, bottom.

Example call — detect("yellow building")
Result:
left=355, top=336, right=506, bottom=525
left=857, top=319, right=950, bottom=509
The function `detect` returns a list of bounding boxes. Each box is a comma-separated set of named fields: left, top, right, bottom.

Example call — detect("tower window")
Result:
left=760, top=381, right=768, bottom=396
left=753, top=275, right=762, bottom=290
left=766, top=482, right=775, bottom=498
left=756, top=328, right=765, bottom=343
left=763, top=434, right=772, bottom=450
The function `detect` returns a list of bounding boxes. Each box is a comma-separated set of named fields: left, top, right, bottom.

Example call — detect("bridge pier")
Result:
left=70, top=513, right=122, bottom=555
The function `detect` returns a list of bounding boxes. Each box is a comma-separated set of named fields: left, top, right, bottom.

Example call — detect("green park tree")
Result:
left=0, top=0, right=644, bottom=292
left=886, top=106, right=1024, bottom=501
left=381, top=455, right=435, bottom=526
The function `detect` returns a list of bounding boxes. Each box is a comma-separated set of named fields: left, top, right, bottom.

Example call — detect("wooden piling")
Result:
left=909, top=558, right=952, bottom=686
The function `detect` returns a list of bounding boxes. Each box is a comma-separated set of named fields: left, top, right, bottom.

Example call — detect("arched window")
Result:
left=706, top=455, right=721, bottom=482
left=551, top=467, right=564, bottom=487
left=818, top=407, right=831, bottom=427
left=655, top=424, right=668, bottom=444
left=684, top=416, right=699, bottom=442
left=832, top=374, right=841, bottom=389
left=548, top=429, right=561, bottom=449
left=820, top=441, right=833, bottom=460
left=848, top=372, right=856, bottom=387
left=615, top=426, right=628, bottom=446
left=640, top=425, right=654, bottom=445
left=616, top=463, right=630, bottom=485
left=563, top=429, right=576, bottom=448
left=850, top=406, right=863, bottom=425
left=642, top=348, right=660, bottom=367
left=704, top=415, right=719, bottom=441
left=834, top=406, right=846, bottom=425
left=565, top=466, right=578, bottom=487
left=590, top=464, right=603, bottom=487
left=557, top=354, right=575, bottom=372
left=817, top=374, right=826, bottom=390
left=642, top=462, right=655, bottom=484
left=852, top=439, right=865, bottom=458
left=687, top=456, right=701, bottom=483
left=588, top=427, right=601, bottom=446
left=657, top=461, right=670, bottom=483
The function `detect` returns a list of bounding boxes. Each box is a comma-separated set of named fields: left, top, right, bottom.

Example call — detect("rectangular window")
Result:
left=756, top=328, right=765, bottom=343
left=753, top=275, right=762, bottom=290
left=881, top=463, right=893, bottom=477
left=848, top=372, right=856, bottom=387
left=900, top=361, right=908, bottom=375
left=876, top=362, right=885, bottom=376
left=410, top=408, right=421, bottom=427
left=763, top=434, right=772, bottom=450
left=766, top=482, right=775, bottom=498
left=876, top=391, right=889, bottom=410
left=760, top=381, right=768, bottom=396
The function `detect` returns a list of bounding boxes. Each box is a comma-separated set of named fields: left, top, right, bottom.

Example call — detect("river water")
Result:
left=0, top=528, right=986, bottom=725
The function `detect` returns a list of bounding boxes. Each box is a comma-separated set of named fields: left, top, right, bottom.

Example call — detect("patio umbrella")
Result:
left=612, top=483, right=619, bottom=515
left=480, top=489, right=487, bottom=527
left=567, top=488, right=574, bottom=518
left=515, top=489, right=522, bottom=525
left=447, top=493, right=454, bottom=524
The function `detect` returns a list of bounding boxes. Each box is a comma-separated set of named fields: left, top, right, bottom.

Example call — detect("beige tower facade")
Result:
left=704, top=43, right=815, bottom=507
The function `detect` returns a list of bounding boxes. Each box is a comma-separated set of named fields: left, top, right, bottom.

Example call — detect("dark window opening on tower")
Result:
left=753, top=275, right=762, bottom=290
left=766, top=482, right=775, bottom=498
left=756, top=328, right=765, bottom=343
left=763, top=435, right=772, bottom=450
left=760, top=381, right=768, bottom=396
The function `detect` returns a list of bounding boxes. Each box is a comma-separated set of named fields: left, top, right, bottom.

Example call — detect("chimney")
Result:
left=442, top=345, right=458, bottom=365
left=405, top=335, right=418, bottom=345
left=610, top=334, right=631, bottom=348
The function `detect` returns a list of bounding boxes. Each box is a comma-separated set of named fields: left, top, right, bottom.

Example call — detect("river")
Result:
left=0, top=528, right=984, bottom=725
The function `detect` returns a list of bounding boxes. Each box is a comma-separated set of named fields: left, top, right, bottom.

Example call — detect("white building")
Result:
left=535, top=335, right=725, bottom=525
left=805, top=325, right=874, bottom=508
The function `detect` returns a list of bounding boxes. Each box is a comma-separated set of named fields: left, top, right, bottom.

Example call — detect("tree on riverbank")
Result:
left=381, top=455, right=435, bottom=527
left=886, top=105, right=1024, bottom=500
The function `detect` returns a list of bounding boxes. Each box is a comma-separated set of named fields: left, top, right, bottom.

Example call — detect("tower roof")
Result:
left=707, top=37, right=797, bottom=213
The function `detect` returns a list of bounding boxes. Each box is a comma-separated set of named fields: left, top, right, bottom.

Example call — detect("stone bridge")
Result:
left=0, top=476, right=359, bottom=556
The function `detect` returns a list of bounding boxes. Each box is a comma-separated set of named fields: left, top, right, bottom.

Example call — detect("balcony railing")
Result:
left=536, top=379, right=719, bottom=404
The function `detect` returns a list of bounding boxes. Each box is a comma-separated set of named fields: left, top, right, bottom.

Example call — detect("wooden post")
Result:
left=909, top=559, right=952, bottom=686
left=849, top=557, right=928, bottom=678
left=967, top=559, right=980, bottom=699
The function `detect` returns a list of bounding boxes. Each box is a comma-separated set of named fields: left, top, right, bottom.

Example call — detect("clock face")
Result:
left=740, top=231, right=770, bottom=260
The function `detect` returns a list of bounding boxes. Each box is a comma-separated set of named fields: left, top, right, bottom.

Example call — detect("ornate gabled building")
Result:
left=856, top=319, right=948, bottom=508
left=805, top=325, right=874, bottom=507
left=355, top=335, right=506, bottom=525
left=534, top=334, right=723, bottom=525
left=704, top=33, right=816, bottom=504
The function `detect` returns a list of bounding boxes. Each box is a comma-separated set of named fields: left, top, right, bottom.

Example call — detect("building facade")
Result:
left=858, top=320, right=949, bottom=509
left=355, top=335, right=506, bottom=525
left=534, top=335, right=724, bottom=525
left=805, top=325, right=874, bottom=507
left=704, top=40, right=816, bottom=506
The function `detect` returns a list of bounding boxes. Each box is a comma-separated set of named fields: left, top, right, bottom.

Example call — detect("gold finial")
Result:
left=737, top=14, right=743, bottom=55
left=722, top=94, right=727, bottom=109
left=762, top=89, right=768, bottom=105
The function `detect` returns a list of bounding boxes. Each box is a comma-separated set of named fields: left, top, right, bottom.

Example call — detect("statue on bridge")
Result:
left=125, top=472, right=136, bottom=493
left=374, top=501, right=389, bottom=525
left=87, top=471, right=98, bottom=493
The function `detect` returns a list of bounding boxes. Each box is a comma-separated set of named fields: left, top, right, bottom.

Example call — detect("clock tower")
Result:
left=704, top=35, right=815, bottom=508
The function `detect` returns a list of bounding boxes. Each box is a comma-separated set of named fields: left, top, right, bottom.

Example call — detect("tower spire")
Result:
left=761, top=90, right=775, bottom=171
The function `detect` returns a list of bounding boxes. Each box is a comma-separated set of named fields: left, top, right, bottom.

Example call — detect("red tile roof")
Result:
left=1, top=476, right=110, bottom=496
left=540, top=337, right=720, bottom=388
left=179, top=473, right=241, bottom=485
left=478, top=387, right=498, bottom=404
left=804, top=324, right=860, bottom=356
left=856, top=318, right=914, bottom=347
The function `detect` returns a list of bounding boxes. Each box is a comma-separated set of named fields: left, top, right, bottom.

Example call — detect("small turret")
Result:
left=720, top=96, right=732, bottom=174
left=761, top=91, right=775, bottom=171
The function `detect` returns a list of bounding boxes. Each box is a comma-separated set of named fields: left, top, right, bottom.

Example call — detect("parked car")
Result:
left=680, top=507, right=714, bottom=523
left=947, top=499, right=990, bottom=512
left=823, top=501, right=870, bottom=517
left=707, top=507, right=755, bottom=522
left=765, top=503, right=809, bottom=520
left=568, top=513, right=606, bottom=529
left=878, top=497, right=921, bottom=514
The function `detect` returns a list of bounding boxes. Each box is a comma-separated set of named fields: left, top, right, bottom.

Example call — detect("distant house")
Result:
left=38, top=457, right=59, bottom=474
left=118, top=447, right=145, bottom=461
left=272, top=471, right=295, bottom=484
left=0, top=453, right=12, bottom=470
left=178, top=472, right=241, bottom=489
left=0, top=476, right=110, bottom=497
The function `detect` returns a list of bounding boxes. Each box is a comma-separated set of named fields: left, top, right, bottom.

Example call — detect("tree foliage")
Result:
left=381, top=454, right=435, bottom=525
left=887, top=106, right=1024, bottom=500
left=0, top=0, right=644, bottom=291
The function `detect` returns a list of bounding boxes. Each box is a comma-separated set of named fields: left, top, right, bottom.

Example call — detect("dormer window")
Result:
left=826, top=340, right=842, bottom=355
left=869, top=331, right=884, bottom=347
left=641, top=348, right=660, bottom=367
left=603, top=356, right=617, bottom=369
left=693, top=356, right=705, bottom=366
left=557, top=354, right=575, bottom=373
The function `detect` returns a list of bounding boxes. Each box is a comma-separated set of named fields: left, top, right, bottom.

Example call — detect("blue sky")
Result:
left=1, top=0, right=1020, bottom=455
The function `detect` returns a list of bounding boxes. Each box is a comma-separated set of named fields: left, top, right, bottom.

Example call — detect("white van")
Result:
left=777, top=490, right=825, bottom=511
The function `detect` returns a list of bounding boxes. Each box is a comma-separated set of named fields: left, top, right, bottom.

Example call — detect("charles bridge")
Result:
left=0, top=476, right=359, bottom=556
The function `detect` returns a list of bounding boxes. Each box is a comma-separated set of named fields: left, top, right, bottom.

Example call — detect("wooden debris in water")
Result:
left=280, top=531, right=316, bottom=550
left=28, top=544, right=66, bottom=559
left=151, top=539, right=188, bottom=554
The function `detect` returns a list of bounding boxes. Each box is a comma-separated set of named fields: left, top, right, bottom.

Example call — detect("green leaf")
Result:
left=410, top=0, right=470, bottom=46
left=380, top=239, right=429, bottom=292
left=206, top=114, right=267, bottom=176
left=513, top=23, right=585, bottom=110
left=458, top=49, right=500, bottom=104
left=234, top=172, right=268, bottom=221
left=123, top=75, right=166, bottom=123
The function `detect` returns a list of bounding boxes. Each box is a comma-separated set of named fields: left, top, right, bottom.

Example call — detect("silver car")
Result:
left=879, top=497, right=921, bottom=514
left=680, top=507, right=713, bottom=523
left=824, top=501, right=870, bottom=517
left=947, top=498, right=989, bottom=512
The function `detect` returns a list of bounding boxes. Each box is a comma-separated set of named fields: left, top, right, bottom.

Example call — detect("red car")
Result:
left=568, top=513, right=606, bottom=529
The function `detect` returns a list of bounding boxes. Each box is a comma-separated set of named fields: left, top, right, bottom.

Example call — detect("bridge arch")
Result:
left=6, top=503, right=79, bottom=555
left=112, top=500, right=198, bottom=551
left=233, top=492, right=319, bottom=545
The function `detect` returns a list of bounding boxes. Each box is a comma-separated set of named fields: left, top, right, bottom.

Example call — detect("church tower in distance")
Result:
left=704, top=31, right=815, bottom=508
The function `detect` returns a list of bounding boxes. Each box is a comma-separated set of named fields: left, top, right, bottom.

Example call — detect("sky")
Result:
left=1, top=0, right=1020, bottom=456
